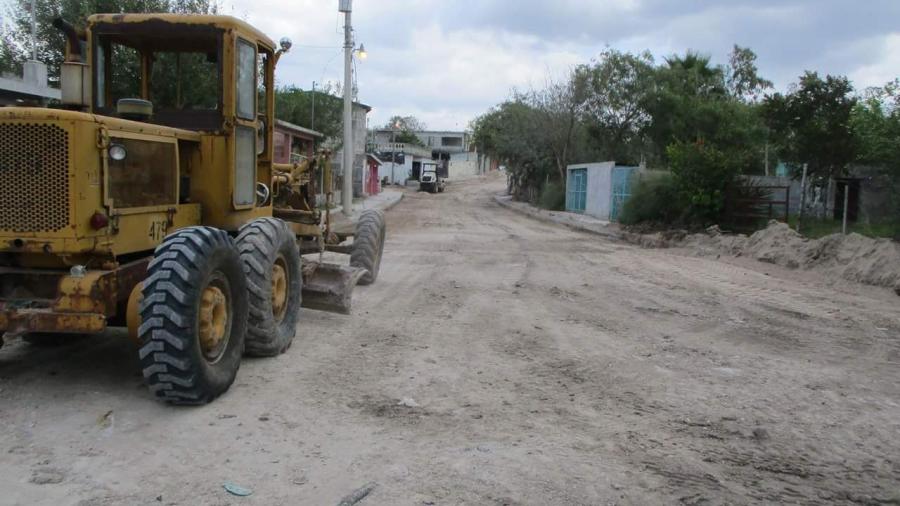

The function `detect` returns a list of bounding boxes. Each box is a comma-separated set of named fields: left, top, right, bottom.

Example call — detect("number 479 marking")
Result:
left=148, top=220, right=169, bottom=241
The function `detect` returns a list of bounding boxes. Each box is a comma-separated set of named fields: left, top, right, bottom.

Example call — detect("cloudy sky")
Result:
left=224, top=0, right=899, bottom=131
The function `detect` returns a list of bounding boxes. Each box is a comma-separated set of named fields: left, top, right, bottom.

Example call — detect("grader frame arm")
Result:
left=271, top=151, right=361, bottom=314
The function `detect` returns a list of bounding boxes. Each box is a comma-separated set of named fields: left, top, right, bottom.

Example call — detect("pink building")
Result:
left=273, top=119, right=323, bottom=164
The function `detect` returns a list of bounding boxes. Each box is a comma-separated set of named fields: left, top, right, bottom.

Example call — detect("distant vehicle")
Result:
left=419, top=161, right=446, bottom=193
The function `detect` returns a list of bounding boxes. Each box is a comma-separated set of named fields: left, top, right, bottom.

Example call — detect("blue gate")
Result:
left=609, top=167, right=635, bottom=221
left=566, top=168, right=587, bottom=213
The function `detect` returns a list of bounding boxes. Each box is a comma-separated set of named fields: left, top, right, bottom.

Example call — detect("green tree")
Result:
left=763, top=72, right=858, bottom=180
left=471, top=99, right=554, bottom=201
left=852, top=80, right=900, bottom=216
left=643, top=51, right=727, bottom=158
left=525, top=71, right=591, bottom=181
left=275, top=83, right=344, bottom=141
left=0, top=0, right=217, bottom=81
left=471, top=44, right=781, bottom=223
left=852, top=80, right=900, bottom=167
left=643, top=50, right=766, bottom=171
left=726, top=45, right=773, bottom=102
left=577, top=48, right=655, bottom=164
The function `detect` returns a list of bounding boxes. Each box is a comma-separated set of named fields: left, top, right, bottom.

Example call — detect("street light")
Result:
left=338, top=1, right=369, bottom=214
left=339, top=0, right=354, bottom=216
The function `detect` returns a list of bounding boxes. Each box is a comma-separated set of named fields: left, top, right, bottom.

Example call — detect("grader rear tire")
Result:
left=350, top=209, right=386, bottom=286
left=138, top=227, right=248, bottom=405
left=236, top=218, right=302, bottom=357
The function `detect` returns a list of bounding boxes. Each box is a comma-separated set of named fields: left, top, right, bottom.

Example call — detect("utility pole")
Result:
left=797, top=163, right=808, bottom=233
left=390, top=124, right=396, bottom=184
left=340, top=0, right=354, bottom=216
left=842, top=182, right=850, bottom=235
left=311, top=81, right=316, bottom=131
left=30, top=0, right=38, bottom=61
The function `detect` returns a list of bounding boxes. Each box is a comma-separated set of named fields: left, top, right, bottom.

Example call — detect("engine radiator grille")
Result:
left=0, top=123, right=70, bottom=233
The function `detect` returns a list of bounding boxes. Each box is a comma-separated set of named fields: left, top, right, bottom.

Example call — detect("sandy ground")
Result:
left=1, top=175, right=899, bottom=506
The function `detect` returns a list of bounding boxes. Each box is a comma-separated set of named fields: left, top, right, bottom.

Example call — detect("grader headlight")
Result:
left=108, top=143, right=127, bottom=161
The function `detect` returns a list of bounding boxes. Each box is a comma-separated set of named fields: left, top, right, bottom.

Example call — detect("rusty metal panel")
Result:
left=0, top=310, right=106, bottom=336
left=108, top=138, right=177, bottom=208
left=53, top=271, right=114, bottom=314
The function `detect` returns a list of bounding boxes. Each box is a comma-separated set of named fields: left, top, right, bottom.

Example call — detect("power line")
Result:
left=291, top=44, right=341, bottom=49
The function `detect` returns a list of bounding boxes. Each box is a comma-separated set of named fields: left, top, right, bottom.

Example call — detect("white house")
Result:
left=565, top=162, right=640, bottom=222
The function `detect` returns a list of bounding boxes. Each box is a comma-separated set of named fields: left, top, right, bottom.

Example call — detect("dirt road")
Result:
left=2, top=175, right=898, bottom=505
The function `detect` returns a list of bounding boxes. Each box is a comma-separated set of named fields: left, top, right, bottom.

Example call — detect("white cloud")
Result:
left=359, top=25, right=582, bottom=128
left=848, top=34, right=900, bottom=90
left=226, top=0, right=900, bottom=129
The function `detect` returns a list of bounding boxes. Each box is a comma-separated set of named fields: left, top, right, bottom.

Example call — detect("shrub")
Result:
left=619, top=171, right=684, bottom=225
left=667, top=141, right=740, bottom=224
left=538, top=180, right=566, bottom=211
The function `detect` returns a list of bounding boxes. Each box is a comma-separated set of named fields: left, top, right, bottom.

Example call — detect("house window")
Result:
left=441, top=136, right=462, bottom=147
left=235, top=38, right=256, bottom=120
left=234, top=125, right=256, bottom=205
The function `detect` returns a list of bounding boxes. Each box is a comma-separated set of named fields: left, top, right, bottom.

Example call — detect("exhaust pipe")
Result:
left=52, top=18, right=81, bottom=61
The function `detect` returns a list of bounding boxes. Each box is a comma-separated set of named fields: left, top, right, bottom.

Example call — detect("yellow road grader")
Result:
left=0, top=14, right=386, bottom=403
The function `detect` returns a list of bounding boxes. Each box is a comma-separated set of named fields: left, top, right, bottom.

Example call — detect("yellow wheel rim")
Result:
left=271, top=256, right=288, bottom=322
left=199, top=284, right=228, bottom=359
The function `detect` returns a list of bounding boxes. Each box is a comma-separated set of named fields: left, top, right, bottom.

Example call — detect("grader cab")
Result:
left=0, top=14, right=385, bottom=404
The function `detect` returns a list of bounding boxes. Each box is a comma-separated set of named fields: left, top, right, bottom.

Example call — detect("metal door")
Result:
left=566, top=168, right=587, bottom=213
left=610, top=167, right=634, bottom=221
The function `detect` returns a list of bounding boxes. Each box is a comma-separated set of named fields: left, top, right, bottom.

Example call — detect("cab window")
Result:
left=235, top=38, right=256, bottom=120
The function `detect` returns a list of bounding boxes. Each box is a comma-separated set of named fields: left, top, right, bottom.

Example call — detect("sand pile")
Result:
left=743, top=221, right=810, bottom=268
left=806, top=232, right=900, bottom=290
left=673, top=221, right=900, bottom=292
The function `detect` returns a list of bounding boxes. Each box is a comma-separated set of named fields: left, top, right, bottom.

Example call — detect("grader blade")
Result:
left=300, top=262, right=366, bottom=315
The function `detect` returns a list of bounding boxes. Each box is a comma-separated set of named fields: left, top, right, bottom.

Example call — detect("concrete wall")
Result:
left=0, top=61, right=60, bottom=105
left=737, top=173, right=891, bottom=222
left=381, top=156, right=413, bottom=185
left=567, top=162, right=615, bottom=220
left=448, top=151, right=479, bottom=180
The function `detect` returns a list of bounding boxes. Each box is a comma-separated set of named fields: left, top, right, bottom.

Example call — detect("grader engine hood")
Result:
left=0, top=108, right=85, bottom=250
left=0, top=107, right=200, bottom=263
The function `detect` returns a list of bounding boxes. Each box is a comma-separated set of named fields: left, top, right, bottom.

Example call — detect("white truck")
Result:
left=419, top=161, right=446, bottom=194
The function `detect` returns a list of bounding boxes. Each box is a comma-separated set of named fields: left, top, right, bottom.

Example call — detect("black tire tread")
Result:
left=138, top=226, right=246, bottom=405
left=236, top=218, right=302, bottom=357
left=350, top=209, right=386, bottom=286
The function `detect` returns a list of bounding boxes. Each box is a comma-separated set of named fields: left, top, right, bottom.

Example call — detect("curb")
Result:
left=379, top=192, right=404, bottom=213
left=333, top=192, right=404, bottom=223
left=492, top=194, right=621, bottom=240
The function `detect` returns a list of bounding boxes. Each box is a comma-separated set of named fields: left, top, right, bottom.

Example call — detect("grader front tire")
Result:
left=138, top=227, right=248, bottom=405
left=351, top=209, right=386, bottom=286
left=236, top=218, right=302, bottom=357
